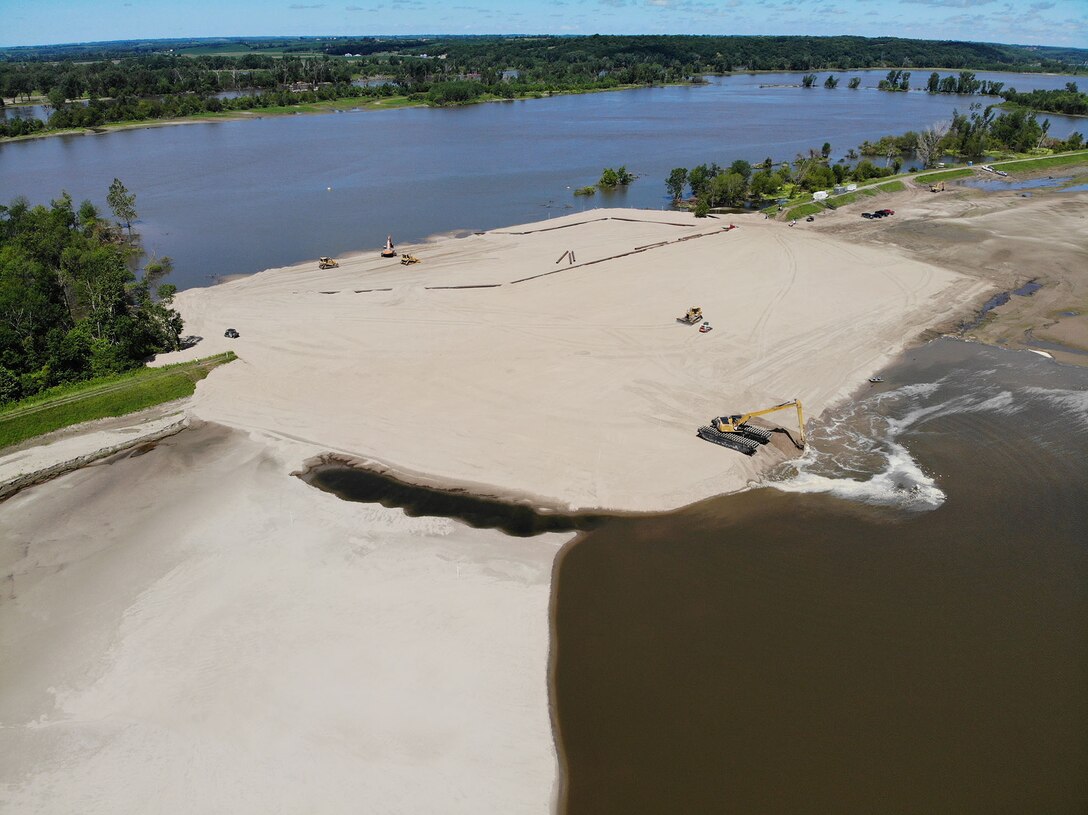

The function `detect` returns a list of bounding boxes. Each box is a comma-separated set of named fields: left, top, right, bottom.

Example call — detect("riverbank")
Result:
left=0, top=83, right=651, bottom=144
left=805, top=176, right=1088, bottom=364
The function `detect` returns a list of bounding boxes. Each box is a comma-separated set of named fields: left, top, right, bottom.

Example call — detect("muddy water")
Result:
left=552, top=339, right=1088, bottom=814
left=302, top=459, right=612, bottom=537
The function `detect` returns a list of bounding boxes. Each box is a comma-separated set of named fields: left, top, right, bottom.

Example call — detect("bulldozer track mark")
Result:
left=424, top=284, right=503, bottom=290
left=509, top=228, right=728, bottom=285
left=749, top=231, right=798, bottom=356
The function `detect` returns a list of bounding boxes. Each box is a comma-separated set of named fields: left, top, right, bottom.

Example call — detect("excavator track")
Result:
left=697, top=426, right=760, bottom=455
left=736, top=424, right=774, bottom=443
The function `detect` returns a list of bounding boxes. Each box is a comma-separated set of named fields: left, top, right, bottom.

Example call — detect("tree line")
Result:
left=665, top=153, right=899, bottom=215
left=663, top=101, right=1086, bottom=211
left=0, top=182, right=183, bottom=404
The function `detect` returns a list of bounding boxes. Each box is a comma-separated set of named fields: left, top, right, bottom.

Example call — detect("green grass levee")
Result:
left=991, top=152, right=1088, bottom=173
left=915, top=168, right=976, bottom=184
left=0, top=352, right=236, bottom=449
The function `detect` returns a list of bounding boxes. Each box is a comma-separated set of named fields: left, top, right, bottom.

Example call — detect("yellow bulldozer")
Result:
left=318, top=256, right=339, bottom=269
left=400, top=253, right=421, bottom=266
left=929, top=181, right=945, bottom=193
left=677, top=306, right=703, bottom=325
left=697, top=399, right=806, bottom=455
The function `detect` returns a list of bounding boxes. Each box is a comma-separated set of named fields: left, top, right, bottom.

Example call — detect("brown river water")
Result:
left=552, top=338, right=1087, bottom=814
left=307, top=337, right=1087, bottom=812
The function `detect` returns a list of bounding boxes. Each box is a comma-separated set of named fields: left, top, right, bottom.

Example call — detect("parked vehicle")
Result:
left=224, top=328, right=240, bottom=338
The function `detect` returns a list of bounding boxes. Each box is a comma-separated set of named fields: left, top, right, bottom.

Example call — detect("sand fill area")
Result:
left=153, top=208, right=986, bottom=512
left=1, top=207, right=991, bottom=813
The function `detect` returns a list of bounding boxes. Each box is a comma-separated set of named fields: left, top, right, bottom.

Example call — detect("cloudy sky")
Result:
left=2, top=0, right=1086, bottom=49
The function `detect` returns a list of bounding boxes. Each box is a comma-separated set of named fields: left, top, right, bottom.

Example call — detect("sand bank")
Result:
left=0, top=423, right=565, bottom=813
left=154, top=207, right=987, bottom=512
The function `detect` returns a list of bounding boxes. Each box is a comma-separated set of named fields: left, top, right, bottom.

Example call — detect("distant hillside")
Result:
left=2, top=35, right=1086, bottom=74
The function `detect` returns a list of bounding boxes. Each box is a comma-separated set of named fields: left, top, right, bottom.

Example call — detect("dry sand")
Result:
left=1, top=207, right=991, bottom=813
left=152, top=208, right=986, bottom=512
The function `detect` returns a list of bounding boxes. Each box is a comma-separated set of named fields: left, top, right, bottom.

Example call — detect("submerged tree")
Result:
left=915, top=120, right=950, bottom=168
left=666, top=167, right=688, bottom=201
left=848, top=77, right=861, bottom=89
left=824, top=74, right=839, bottom=89
left=106, top=178, right=137, bottom=237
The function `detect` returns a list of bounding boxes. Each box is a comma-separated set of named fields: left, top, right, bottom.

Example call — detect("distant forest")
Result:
left=2, top=34, right=1086, bottom=74
left=2, top=35, right=1086, bottom=139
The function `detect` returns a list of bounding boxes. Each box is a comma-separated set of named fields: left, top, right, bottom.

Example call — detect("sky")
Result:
left=1, top=0, right=1086, bottom=49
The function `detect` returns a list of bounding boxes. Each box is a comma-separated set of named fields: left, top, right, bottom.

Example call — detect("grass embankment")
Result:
left=0, top=352, right=236, bottom=449
left=784, top=179, right=903, bottom=220
left=914, top=168, right=975, bottom=184
left=991, top=151, right=1088, bottom=173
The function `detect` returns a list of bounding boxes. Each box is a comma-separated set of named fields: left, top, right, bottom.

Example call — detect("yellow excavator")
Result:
left=677, top=306, right=703, bottom=325
left=697, top=399, right=806, bottom=455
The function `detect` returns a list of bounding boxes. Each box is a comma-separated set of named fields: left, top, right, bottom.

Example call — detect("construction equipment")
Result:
left=318, top=256, right=339, bottom=269
left=677, top=306, right=703, bottom=325
left=400, top=253, right=420, bottom=265
left=381, top=235, right=397, bottom=258
left=929, top=181, right=946, bottom=193
left=697, top=399, right=806, bottom=455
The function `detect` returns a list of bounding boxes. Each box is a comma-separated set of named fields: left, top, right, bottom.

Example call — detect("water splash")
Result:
left=765, top=379, right=1024, bottom=511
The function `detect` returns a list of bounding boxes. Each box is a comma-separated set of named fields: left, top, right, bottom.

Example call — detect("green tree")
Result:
left=749, top=170, right=780, bottom=200
left=801, top=73, right=817, bottom=88
left=598, top=167, right=620, bottom=188
left=106, top=178, right=137, bottom=236
left=821, top=142, right=832, bottom=159
left=666, top=167, right=688, bottom=201
left=848, top=77, right=861, bottom=89
left=728, top=159, right=751, bottom=181
left=707, top=172, right=747, bottom=207
left=823, top=74, right=839, bottom=89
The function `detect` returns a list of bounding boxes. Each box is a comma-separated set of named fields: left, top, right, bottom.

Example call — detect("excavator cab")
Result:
left=678, top=306, right=703, bottom=325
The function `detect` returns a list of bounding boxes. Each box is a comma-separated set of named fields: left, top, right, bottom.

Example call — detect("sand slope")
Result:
left=158, top=209, right=986, bottom=511
left=0, top=425, right=564, bottom=814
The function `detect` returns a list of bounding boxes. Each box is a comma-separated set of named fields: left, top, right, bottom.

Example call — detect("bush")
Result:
left=574, top=186, right=596, bottom=196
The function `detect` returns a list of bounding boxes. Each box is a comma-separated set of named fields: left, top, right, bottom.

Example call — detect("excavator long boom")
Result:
left=714, top=399, right=806, bottom=448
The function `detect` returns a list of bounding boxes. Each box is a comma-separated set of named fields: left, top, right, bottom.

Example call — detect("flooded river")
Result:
left=1, top=69, right=1084, bottom=290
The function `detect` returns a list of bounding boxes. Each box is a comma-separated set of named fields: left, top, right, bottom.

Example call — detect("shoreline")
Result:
left=0, top=82, right=657, bottom=144
left=4, top=64, right=1083, bottom=145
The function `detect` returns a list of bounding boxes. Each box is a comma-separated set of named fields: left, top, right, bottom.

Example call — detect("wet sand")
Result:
left=812, top=183, right=1088, bottom=364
